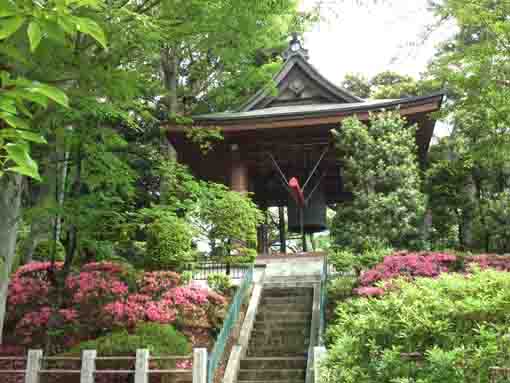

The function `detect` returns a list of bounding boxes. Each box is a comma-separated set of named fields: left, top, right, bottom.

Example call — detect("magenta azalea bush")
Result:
left=4, top=262, right=227, bottom=351
left=352, top=251, right=510, bottom=297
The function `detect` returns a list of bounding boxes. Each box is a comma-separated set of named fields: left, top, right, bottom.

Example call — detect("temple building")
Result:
left=166, top=34, right=444, bottom=254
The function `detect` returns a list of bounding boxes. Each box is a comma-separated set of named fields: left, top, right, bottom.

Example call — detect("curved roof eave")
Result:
left=192, top=91, right=445, bottom=124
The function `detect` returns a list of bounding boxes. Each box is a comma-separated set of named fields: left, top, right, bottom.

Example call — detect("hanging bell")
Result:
left=287, top=187, right=327, bottom=234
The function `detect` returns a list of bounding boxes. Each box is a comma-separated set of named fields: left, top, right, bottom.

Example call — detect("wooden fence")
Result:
left=0, top=348, right=207, bottom=383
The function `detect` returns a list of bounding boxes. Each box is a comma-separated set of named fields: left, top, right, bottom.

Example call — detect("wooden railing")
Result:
left=0, top=348, right=207, bottom=383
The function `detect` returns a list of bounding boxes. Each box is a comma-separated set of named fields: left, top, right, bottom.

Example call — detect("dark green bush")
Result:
left=69, top=323, right=190, bottom=356
left=145, top=215, right=195, bottom=271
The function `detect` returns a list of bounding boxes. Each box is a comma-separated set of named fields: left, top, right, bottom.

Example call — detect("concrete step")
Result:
left=248, top=340, right=309, bottom=352
left=246, top=348, right=306, bottom=358
left=237, top=381, right=305, bottom=383
left=261, top=296, right=313, bottom=305
left=238, top=368, right=305, bottom=381
left=253, top=320, right=310, bottom=331
left=248, top=340, right=308, bottom=352
left=263, top=281, right=319, bottom=289
left=262, top=287, right=313, bottom=297
left=258, top=303, right=311, bottom=313
left=251, top=328, right=309, bottom=338
left=240, top=357, right=307, bottom=370
left=256, top=311, right=311, bottom=322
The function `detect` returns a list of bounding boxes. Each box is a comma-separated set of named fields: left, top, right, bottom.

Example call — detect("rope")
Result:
left=266, top=152, right=291, bottom=191
left=302, top=146, right=329, bottom=192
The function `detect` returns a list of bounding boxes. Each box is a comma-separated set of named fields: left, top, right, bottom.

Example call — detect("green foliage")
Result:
left=69, top=323, right=190, bottom=356
left=232, top=247, right=258, bottom=263
left=145, top=214, right=195, bottom=271
left=159, top=160, right=263, bottom=254
left=0, top=0, right=107, bottom=179
left=322, top=269, right=510, bottom=383
left=329, top=247, right=391, bottom=275
left=33, top=240, right=65, bottom=262
left=198, top=183, right=263, bottom=252
left=181, top=270, right=193, bottom=285
left=425, top=137, right=477, bottom=250
left=481, top=191, right=510, bottom=253
left=207, top=273, right=233, bottom=295
left=331, top=112, right=426, bottom=251
left=341, top=71, right=440, bottom=100
left=327, top=276, right=357, bottom=301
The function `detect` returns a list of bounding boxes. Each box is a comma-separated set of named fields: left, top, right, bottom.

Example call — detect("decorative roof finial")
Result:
left=283, top=32, right=309, bottom=60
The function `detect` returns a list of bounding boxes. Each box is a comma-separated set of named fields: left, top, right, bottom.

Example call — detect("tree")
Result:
left=331, top=112, right=426, bottom=251
left=0, top=0, right=107, bottom=345
left=340, top=70, right=439, bottom=99
left=423, top=0, right=510, bottom=252
left=0, top=0, right=306, bottom=344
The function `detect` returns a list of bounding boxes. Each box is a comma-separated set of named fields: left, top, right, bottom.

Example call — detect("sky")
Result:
left=298, top=0, right=458, bottom=137
left=301, top=0, right=457, bottom=82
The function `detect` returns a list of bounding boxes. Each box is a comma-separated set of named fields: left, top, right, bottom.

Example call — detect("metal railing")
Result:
left=207, top=265, right=254, bottom=383
left=319, top=253, right=328, bottom=345
left=0, top=348, right=206, bottom=383
left=186, top=262, right=252, bottom=280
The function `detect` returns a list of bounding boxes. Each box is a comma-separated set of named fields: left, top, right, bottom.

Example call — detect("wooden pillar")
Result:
left=230, top=144, right=249, bottom=193
left=257, top=208, right=269, bottom=255
left=278, top=207, right=286, bottom=254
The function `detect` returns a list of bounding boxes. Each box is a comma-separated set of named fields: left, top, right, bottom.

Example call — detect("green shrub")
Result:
left=329, top=246, right=391, bottom=275
left=145, top=215, right=195, bottom=271
left=33, top=240, right=65, bottom=261
left=327, top=276, right=357, bottom=301
left=181, top=270, right=193, bottom=285
left=198, top=183, right=263, bottom=253
left=322, top=269, right=510, bottom=383
left=69, top=323, right=190, bottom=356
left=331, top=112, right=426, bottom=251
left=207, top=273, right=233, bottom=294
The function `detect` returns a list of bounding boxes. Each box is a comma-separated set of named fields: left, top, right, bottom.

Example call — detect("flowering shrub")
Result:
left=323, top=269, right=510, bottom=383
left=465, top=254, right=510, bottom=271
left=138, top=271, right=181, bottom=298
left=355, top=252, right=457, bottom=296
left=346, top=250, right=510, bottom=299
left=4, top=261, right=227, bottom=351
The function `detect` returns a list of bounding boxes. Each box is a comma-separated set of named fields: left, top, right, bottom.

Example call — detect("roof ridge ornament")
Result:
left=283, top=32, right=309, bottom=61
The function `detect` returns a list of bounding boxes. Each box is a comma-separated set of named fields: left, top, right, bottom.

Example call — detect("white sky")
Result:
left=300, top=0, right=457, bottom=137
left=301, top=0, right=457, bottom=82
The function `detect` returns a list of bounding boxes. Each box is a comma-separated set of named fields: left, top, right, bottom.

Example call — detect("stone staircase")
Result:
left=237, top=286, right=313, bottom=383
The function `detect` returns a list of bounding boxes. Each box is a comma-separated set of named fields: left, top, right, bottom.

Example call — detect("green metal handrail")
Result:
left=207, top=265, right=253, bottom=383
left=319, top=253, right=328, bottom=345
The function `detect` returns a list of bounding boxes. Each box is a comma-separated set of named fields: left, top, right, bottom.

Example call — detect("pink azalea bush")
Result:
left=4, top=262, right=228, bottom=352
left=354, top=251, right=510, bottom=297
left=359, top=251, right=457, bottom=287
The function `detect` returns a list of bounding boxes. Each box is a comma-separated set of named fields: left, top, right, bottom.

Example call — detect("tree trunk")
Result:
left=0, top=173, right=23, bottom=344
left=63, top=145, right=83, bottom=274
left=159, top=46, right=179, bottom=200
left=461, top=174, right=477, bottom=249
left=21, top=143, right=65, bottom=264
